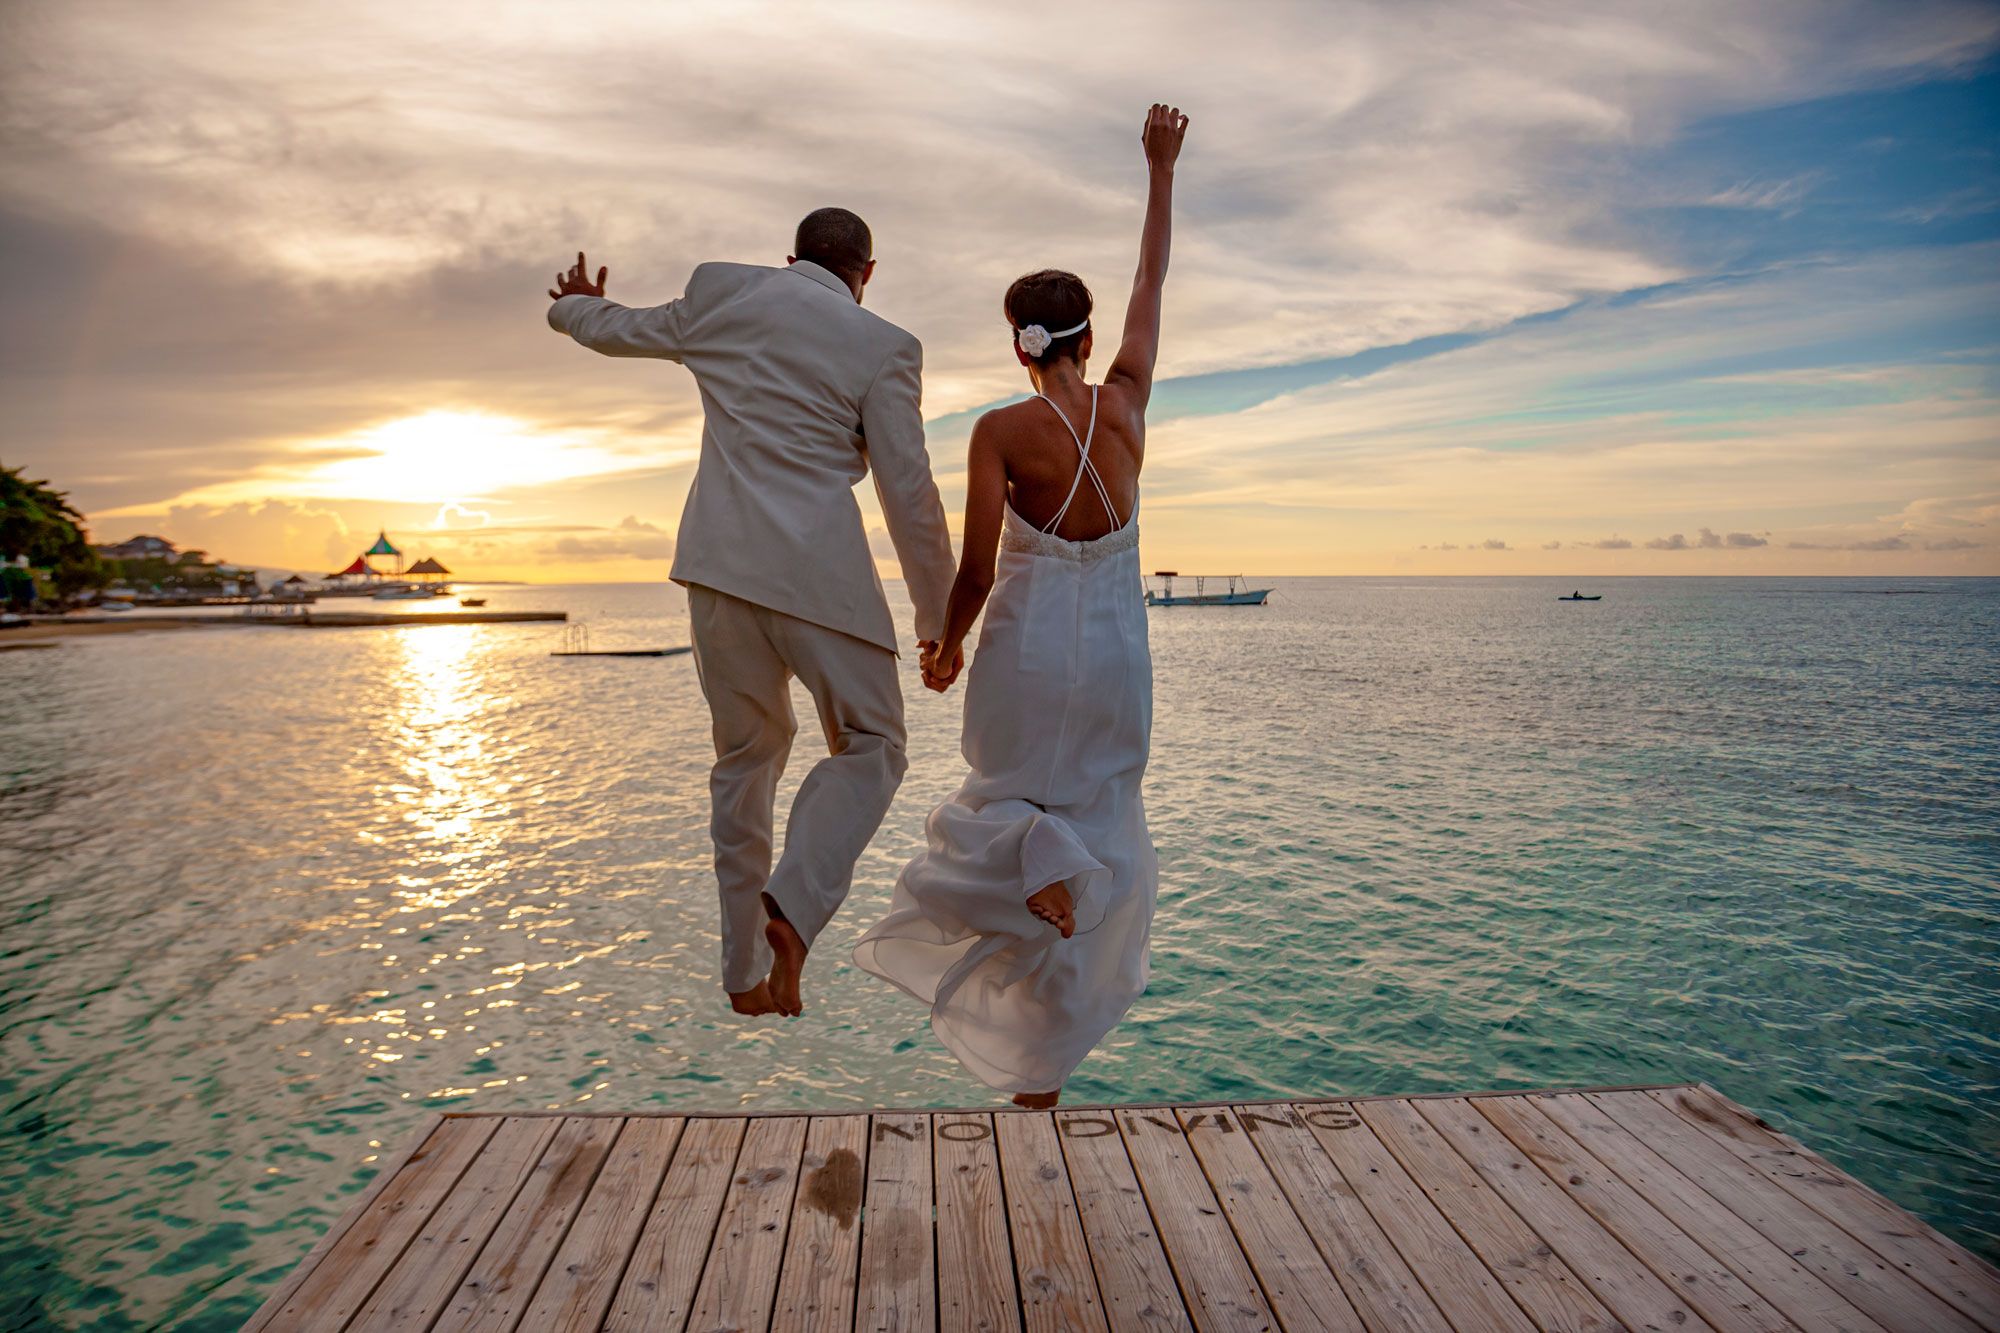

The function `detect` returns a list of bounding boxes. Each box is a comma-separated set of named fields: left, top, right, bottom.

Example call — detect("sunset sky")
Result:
left=3, top=0, right=1997, bottom=580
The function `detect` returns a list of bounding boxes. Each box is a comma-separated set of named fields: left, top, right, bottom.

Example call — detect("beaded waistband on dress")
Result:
left=1000, top=504, right=1140, bottom=564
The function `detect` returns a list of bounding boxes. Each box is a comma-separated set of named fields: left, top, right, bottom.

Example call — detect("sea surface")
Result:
left=2, top=576, right=1996, bottom=1329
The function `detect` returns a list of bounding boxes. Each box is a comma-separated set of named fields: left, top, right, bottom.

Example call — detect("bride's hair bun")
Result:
left=1005, top=269, right=1094, bottom=363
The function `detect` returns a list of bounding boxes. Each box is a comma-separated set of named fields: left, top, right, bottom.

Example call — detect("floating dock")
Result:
left=550, top=647, right=692, bottom=657
left=245, top=1082, right=1999, bottom=1331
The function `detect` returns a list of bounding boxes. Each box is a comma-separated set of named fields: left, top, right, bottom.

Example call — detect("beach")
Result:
left=2, top=575, right=1995, bottom=1329
left=0, top=617, right=256, bottom=648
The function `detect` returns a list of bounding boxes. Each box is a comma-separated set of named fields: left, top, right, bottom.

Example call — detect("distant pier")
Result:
left=246, top=1082, right=2000, bottom=1331
left=283, top=609, right=566, bottom=627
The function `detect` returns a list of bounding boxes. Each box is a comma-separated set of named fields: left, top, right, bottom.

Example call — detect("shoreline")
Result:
left=0, top=618, right=254, bottom=649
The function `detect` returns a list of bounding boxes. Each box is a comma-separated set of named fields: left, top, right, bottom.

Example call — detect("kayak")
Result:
left=1558, top=594, right=1602, bottom=601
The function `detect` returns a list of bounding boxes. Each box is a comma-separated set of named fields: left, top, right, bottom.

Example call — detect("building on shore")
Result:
left=315, top=533, right=455, bottom=598
left=94, top=534, right=176, bottom=562
left=91, top=534, right=261, bottom=601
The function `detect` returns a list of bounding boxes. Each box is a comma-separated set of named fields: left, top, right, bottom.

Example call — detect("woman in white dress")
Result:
left=854, top=104, right=1189, bottom=1107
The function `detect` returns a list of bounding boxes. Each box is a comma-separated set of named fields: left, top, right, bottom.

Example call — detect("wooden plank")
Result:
left=519, top=1117, right=686, bottom=1333
left=1233, top=1104, right=1450, bottom=1333
left=1055, top=1110, right=1191, bottom=1332
left=242, top=1113, right=445, bottom=1333
left=1535, top=1094, right=1887, bottom=1333
left=773, top=1115, right=871, bottom=1333
left=993, top=1112, right=1105, bottom=1332
left=603, top=1115, right=745, bottom=1333
left=937, top=1114, right=1024, bottom=1332
left=431, top=1115, right=622, bottom=1333
left=1476, top=1095, right=1794, bottom=1332
left=351, top=1116, right=562, bottom=1331
left=1175, top=1108, right=1364, bottom=1331
left=1608, top=1088, right=1984, bottom=1328
left=1339, top=1101, right=1597, bottom=1332
left=856, top=1112, right=935, bottom=1333
left=684, top=1115, right=808, bottom=1332
left=1660, top=1084, right=2000, bottom=1328
left=264, top=1114, right=499, bottom=1329
left=1590, top=1090, right=1985, bottom=1333
left=1410, top=1097, right=1717, bottom=1332
left=1116, top=1106, right=1274, bottom=1330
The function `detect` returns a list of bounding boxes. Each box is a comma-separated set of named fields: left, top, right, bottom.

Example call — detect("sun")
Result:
left=173, top=410, right=645, bottom=507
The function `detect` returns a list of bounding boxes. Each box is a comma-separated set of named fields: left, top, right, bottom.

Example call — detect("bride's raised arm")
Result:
left=1106, top=104, right=1189, bottom=408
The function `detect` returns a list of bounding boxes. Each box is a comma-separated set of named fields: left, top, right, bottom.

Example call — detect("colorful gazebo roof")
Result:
left=405, top=556, right=450, bottom=575
left=331, top=555, right=369, bottom=577
left=365, top=530, right=401, bottom=557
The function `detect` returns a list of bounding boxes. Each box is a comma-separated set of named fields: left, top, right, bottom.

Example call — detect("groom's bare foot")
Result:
left=728, top=981, right=781, bottom=1016
left=1013, top=1089, right=1061, bottom=1109
left=763, top=908, right=808, bottom=1018
left=1027, top=881, right=1076, bottom=938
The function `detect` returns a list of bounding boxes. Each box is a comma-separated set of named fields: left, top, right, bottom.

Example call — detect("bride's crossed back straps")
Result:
left=1034, top=385, right=1125, bottom=537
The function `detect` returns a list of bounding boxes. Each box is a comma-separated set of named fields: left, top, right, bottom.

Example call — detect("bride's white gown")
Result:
left=855, top=387, right=1155, bottom=1093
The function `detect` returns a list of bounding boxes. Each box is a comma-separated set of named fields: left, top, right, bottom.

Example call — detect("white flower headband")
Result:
left=1015, top=318, right=1089, bottom=357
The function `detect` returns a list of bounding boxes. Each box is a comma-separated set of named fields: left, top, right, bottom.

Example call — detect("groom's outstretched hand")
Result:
left=549, top=250, right=608, bottom=300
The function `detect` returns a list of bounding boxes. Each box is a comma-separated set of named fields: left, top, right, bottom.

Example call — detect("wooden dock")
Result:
left=246, top=1083, right=2000, bottom=1332
left=291, top=610, right=567, bottom=627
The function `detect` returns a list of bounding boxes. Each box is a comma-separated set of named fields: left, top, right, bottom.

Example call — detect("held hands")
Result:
left=549, top=251, right=608, bottom=300
left=1142, top=103, right=1189, bottom=175
left=918, top=638, right=964, bottom=693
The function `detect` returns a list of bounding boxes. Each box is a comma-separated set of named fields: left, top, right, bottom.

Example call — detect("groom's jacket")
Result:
left=548, top=260, right=953, bottom=653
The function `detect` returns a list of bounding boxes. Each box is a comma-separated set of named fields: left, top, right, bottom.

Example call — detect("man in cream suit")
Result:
left=546, top=208, right=953, bottom=1018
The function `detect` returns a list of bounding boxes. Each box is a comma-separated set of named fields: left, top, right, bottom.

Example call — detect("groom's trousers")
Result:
left=686, top=584, right=909, bottom=993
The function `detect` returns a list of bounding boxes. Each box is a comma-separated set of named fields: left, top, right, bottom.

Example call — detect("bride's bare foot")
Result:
left=728, top=981, right=781, bottom=1016
left=1027, top=881, right=1076, bottom=938
left=763, top=901, right=808, bottom=1017
left=1013, top=1089, right=1061, bottom=1109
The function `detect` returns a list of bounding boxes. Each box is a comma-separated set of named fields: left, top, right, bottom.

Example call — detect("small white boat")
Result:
left=372, top=585, right=448, bottom=601
left=1144, top=571, right=1271, bottom=607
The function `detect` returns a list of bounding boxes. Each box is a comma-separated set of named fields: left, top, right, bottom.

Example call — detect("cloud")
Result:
left=4, top=1, right=1998, bottom=580
left=138, top=498, right=358, bottom=570
left=1785, top=534, right=1912, bottom=551
left=547, top=515, right=675, bottom=563
left=1543, top=540, right=1563, bottom=550
left=1480, top=538, right=1509, bottom=550
left=1925, top=536, right=1981, bottom=551
left=1642, top=527, right=1769, bottom=550
left=1591, top=537, right=1634, bottom=550
left=1703, top=174, right=1821, bottom=211
left=432, top=503, right=492, bottom=529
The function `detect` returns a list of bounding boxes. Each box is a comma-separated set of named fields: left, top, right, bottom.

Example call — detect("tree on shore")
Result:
left=1, top=464, right=106, bottom=603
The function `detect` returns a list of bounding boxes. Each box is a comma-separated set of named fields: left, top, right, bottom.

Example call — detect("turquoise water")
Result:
left=1, top=575, right=1996, bottom=1329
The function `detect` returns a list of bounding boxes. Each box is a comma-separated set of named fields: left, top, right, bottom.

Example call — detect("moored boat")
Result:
left=1144, top=571, right=1272, bottom=607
